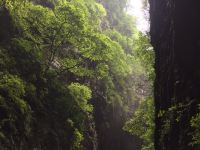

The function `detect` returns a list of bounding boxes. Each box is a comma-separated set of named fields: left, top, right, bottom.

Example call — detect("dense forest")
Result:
left=0, top=0, right=154, bottom=150
left=3, top=0, right=200, bottom=150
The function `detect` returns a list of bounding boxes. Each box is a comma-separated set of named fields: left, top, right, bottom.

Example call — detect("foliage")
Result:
left=72, top=128, right=84, bottom=150
left=100, top=0, right=136, bottom=36
left=68, top=83, right=93, bottom=112
left=133, top=32, right=155, bottom=80
left=190, top=105, right=200, bottom=145
left=123, top=98, right=155, bottom=150
left=121, top=21, right=155, bottom=150
left=0, top=73, right=31, bottom=148
left=0, top=0, right=154, bottom=149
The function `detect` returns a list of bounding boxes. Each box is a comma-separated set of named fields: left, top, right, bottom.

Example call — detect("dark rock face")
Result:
left=150, top=0, right=200, bottom=149
left=93, top=95, right=142, bottom=150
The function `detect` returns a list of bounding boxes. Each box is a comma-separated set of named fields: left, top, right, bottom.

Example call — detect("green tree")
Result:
left=0, top=0, right=154, bottom=149
left=124, top=98, right=155, bottom=150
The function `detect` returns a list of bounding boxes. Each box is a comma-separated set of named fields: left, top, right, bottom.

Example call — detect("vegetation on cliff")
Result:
left=0, top=0, right=154, bottom=149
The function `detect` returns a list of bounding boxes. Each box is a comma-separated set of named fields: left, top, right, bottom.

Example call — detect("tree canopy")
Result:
left=0, top=0, right=154, bottom=149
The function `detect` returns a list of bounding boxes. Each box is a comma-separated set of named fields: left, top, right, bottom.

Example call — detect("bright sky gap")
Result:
left=127, top=0, right=149, bottom=32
